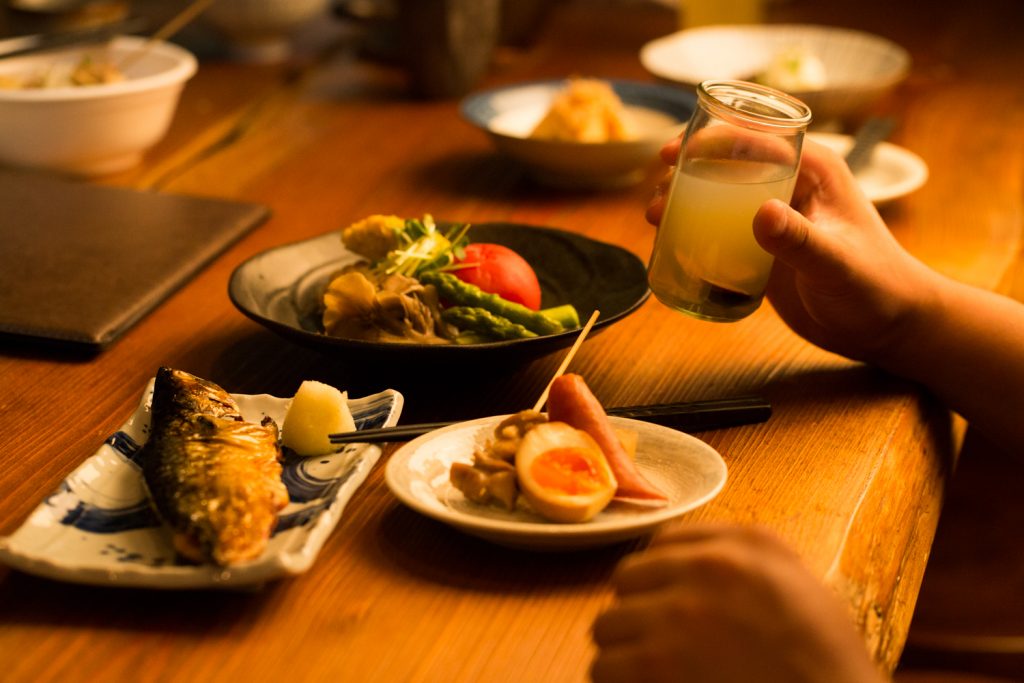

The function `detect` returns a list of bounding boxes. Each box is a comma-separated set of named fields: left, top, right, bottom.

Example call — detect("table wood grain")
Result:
left=2, top=1, right=1022, bottom=680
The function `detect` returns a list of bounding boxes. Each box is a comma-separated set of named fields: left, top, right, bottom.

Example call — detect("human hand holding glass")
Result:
left=646, top=80, right=811, bottom=321
left=648, top=135, right=935, bottom=365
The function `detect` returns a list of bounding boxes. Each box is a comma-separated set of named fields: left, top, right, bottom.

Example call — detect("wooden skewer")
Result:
left=117, top=0, right=216, bottom=71
left=532, top=309, right=600, bottom=412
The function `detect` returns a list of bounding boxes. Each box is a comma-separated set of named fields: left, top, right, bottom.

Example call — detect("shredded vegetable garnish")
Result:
left=330, top=212, right=579, bottom=345
left=373, top=215, right=471, bottom=279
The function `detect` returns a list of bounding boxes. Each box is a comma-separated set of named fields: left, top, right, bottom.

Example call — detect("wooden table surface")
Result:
left=2, top=1, right=1022, bottom=680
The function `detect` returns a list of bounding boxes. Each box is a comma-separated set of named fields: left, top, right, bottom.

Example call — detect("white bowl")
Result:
left=0, top=36, right=197, bottom=176
left=640, top=24, right=910, bottom=124
left=203, top=0, right=330, bottom=63
left=460, top=79, right=694, bottom=188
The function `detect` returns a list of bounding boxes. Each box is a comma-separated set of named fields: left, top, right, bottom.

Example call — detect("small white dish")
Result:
left=809, top=131, right=928, bottom=204
left=640, top=24, right=910, bottom=124
left=0, top=380, right=403, bottom=589
left=385, top=415, right=727, bottom=550
left=460, top=79, right=694, bottom=188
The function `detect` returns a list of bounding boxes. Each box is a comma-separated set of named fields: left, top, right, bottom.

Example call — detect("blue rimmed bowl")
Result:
left=460, top=79, right=695, bottom=188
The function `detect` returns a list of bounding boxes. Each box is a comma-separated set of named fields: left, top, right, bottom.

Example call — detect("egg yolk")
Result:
left=529, top=448, right=609, bottom=495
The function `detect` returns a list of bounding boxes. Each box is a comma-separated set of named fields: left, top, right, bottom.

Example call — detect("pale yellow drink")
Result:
left=646, top=80, right=811, bottom=321
left=647, top=157, right=796, bottom=321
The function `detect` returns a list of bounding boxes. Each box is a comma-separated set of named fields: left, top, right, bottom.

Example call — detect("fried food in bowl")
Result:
left=461, top=79, right=694, bottom=188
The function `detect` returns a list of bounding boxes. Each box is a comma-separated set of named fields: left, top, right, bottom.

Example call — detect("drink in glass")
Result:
left=647, top=80, right=811, bottom=322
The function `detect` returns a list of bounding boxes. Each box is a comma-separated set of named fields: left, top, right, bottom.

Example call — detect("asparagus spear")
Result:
left=421, top=271, right=564, bottom=335
left=540, top=304, right=581, bottom=330
left=442, top=307, right=538, bottom=341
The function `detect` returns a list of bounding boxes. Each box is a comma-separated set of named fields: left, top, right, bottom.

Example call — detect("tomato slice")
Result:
left=453, top=243, right=542, bottom=310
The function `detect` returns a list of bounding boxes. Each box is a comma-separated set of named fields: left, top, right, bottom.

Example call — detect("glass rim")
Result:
left=698, top=79, right=813, bottom=129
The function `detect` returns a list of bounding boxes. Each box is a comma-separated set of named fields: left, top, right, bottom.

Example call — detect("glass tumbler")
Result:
left=647, top=80, right=812, bottom=322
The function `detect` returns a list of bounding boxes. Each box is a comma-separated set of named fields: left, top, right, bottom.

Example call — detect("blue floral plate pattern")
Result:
left=0, top=379, right=402, bottom=589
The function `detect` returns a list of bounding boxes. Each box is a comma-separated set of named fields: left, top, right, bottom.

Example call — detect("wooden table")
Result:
left=2, top=1, right=1022, bottom=680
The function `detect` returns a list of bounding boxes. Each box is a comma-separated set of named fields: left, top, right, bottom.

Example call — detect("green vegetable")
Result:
left=453, top=330, right=492, bottom=345
left=373, top=215, right=470, bottom=279
left=342, top=214, right=580, bottom=342
left=420, top=271, right=564, bottom=336
left=539, top=304, right=580, bottom=330
left=442, top=307, right=538, bottom=341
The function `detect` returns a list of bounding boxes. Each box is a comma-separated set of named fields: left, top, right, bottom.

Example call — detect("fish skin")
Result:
left=140, top=367, right=289, bottom=566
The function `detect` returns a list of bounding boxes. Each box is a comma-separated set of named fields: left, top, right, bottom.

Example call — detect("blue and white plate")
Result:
left=460, top=79, right=694, bottom=188
left=0, top=380, right=403, bottom=589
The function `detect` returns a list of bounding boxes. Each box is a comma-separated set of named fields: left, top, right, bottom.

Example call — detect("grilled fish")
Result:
left=139, top=367, right=289, bottom=566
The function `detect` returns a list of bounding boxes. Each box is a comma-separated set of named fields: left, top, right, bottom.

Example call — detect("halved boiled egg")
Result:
left=515, top=421, right=618, bottom=523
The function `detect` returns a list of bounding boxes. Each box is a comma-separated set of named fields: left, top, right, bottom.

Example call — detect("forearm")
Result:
left=875, top=270, right=1024, bottom=453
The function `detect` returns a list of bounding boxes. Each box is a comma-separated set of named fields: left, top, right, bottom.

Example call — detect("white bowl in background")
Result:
left=460, top=79, right=695, bottom=188
left=203, top=0, right=330, bottom=63
left=640, top=24, right=910, bottom=124
left=0, top=35, right=196, bottom=176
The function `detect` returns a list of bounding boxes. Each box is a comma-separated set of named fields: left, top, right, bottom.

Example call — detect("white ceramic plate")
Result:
left=640, top=24, right=910, bottom=123
left=809, top=132, right=928, bottom=204
left=0, top=380, right=403, bottom=589
left=460, top=79, right=695, bottom=188
left=385, top=415, right=727, bottom=550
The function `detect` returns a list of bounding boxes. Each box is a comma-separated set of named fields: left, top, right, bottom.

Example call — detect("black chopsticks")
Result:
left=328, top=395, right=771, bottom=444
left=0, top=17, right=149, bottom=60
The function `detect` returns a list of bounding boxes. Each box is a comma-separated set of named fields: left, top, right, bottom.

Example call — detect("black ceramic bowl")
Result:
left=228, top=222, right=650, bottom=366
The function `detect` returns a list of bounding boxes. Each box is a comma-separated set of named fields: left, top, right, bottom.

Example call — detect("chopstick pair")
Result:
left=328, top=395, right=772, bottom=444
left=0, top=18, right=148, bottom=61
left=0, top=0, right=214, bottom=63
left=328, top=311, right=769, bottom=444
left=331, top=310, right=607, bottom=446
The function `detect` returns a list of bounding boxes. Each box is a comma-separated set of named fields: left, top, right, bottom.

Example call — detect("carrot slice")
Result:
left=547, top=374, right=668, bottom=505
